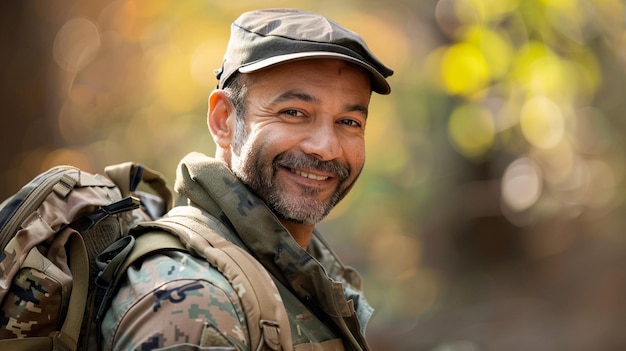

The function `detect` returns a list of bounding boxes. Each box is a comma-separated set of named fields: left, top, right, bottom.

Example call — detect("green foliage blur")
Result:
left=2, top=0, right=626, bottom=350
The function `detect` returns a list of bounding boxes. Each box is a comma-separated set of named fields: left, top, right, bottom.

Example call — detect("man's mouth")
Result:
left=291, top=168, right=329, bottom=181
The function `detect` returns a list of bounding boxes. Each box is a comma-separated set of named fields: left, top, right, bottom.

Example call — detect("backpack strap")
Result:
left=96, top=230, right=186, bottom=301
left=94, top=231, right=186, bottom=351
left=50, top=231, right=90, bottom=351
left=128, top=207, right=293, bottom=351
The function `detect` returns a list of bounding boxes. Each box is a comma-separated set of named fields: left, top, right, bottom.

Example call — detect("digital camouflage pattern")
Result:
left=102, top=250, right=249, bottom=350
left=0, top=163, right=172, bottom=350
left=0, top=265, right=68, bottom=339
left=103, top=152, right=374, bottom=350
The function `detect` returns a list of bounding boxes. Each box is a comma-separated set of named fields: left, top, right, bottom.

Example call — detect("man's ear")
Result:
left=207, top=90, right=234, bottom=149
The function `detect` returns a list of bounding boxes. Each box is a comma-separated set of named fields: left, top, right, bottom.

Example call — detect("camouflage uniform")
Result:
left=101, top=152, right=374, bottom=350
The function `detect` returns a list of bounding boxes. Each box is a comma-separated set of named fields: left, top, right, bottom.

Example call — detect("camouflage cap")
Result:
left=214, top=8, right=394, bottom=95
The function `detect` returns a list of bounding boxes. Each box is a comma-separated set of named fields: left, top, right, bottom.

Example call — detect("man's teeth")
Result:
left=293, top=169, right=329, bottom=181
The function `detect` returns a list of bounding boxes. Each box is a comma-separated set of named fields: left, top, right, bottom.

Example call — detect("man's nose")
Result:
left=300, top=123, right=342, bottom=161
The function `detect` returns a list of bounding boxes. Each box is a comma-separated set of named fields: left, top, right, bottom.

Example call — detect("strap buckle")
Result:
left=257, top=319, right=281, bottom=351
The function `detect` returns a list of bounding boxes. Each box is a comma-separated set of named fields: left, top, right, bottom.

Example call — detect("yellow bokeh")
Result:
left=441, top=42, right=491, bottom=97
left=520, top=95, right=565, bottom=149
left=510, top=41, right=601, bottom=102
left=448, top=103, right=495, bottom=158
left=463, top=26, right=513, bottom=80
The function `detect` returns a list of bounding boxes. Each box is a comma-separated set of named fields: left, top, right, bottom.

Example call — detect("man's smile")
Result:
left=290, top=168, right=330, bottom=181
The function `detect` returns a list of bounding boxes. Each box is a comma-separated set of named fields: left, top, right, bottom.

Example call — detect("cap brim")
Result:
left=238, top=51, right=391, bottom=95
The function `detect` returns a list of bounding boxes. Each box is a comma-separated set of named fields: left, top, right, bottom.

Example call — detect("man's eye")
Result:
left=340, top=119, right=362, bottom=128
left=281, top=109, right=303, bottom=117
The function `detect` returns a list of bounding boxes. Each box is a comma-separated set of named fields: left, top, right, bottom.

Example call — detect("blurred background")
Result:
left=2, top=0, right=626, bottom=350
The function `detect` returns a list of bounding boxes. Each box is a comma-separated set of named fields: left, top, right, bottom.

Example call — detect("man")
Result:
left=101, top=8, right=393, bottom=351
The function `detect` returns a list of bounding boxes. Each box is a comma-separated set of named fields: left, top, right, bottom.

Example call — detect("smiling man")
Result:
left=102, top=8, right=392, bottom=351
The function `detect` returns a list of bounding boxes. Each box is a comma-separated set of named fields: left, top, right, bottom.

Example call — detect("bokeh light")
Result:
left=519, top=95, right=565, bottom=149
left=447, top=102, right=495, bottom=158
left=53, top=17, right=101, bottom=73
left=501, top=156, right=542, bottom=212
left=441, top=43, right=491, bottom=97
left=4, top=1, right=626, bottom=350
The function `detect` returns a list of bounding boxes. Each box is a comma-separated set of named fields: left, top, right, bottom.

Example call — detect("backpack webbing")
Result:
left=101, top=207, right=293, bottom=351
left=0, top=162, right=173, bottom=351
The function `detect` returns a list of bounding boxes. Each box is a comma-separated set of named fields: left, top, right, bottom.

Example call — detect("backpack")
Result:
left=0, top=162, right=173, bottom=350
left=0, top=162, right=291, bottom=351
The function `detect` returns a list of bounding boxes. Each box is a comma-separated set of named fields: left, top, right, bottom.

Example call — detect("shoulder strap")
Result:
left=53, top=231, right=89, bottom=351
left=93, top=230, right=186, bottom=351
left=131, top=207, right=293, bottom=351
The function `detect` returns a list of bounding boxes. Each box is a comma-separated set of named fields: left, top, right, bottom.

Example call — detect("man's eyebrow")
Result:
left=271, top=91, right=319, bottom=105
left=347, top=104, right=369, bottom=118
left=271, top=90, right=369, bottom=118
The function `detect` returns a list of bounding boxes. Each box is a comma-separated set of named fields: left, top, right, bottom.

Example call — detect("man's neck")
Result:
left=279, top=220, right=314, bottom=250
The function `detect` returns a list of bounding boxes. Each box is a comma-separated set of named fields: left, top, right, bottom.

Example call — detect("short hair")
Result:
left=222, top=73, right=248, bottom=153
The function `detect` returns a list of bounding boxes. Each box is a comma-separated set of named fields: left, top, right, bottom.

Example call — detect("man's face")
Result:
left=229, top=59, right=372, bottom=225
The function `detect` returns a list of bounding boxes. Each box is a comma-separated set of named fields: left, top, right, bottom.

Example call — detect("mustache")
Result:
left=273, top=153, right=350, bottom=180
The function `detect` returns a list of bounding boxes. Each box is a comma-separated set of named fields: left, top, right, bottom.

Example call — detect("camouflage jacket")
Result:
left=101, top=152, right=374, bottom=350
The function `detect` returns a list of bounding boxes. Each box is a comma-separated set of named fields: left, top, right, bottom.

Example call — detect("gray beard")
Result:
left=235, top=149, right=355, bottom=225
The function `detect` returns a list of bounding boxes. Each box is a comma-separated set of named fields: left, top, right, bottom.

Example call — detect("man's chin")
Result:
left=269, top=199, right=331, bottom=226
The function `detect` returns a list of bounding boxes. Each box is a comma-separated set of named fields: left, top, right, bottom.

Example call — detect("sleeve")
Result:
left=100, top=250, right=251, bottom=351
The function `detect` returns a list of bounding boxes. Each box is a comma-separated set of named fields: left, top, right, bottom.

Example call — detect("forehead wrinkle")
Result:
left=270, top=90, right=368, bottom=117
